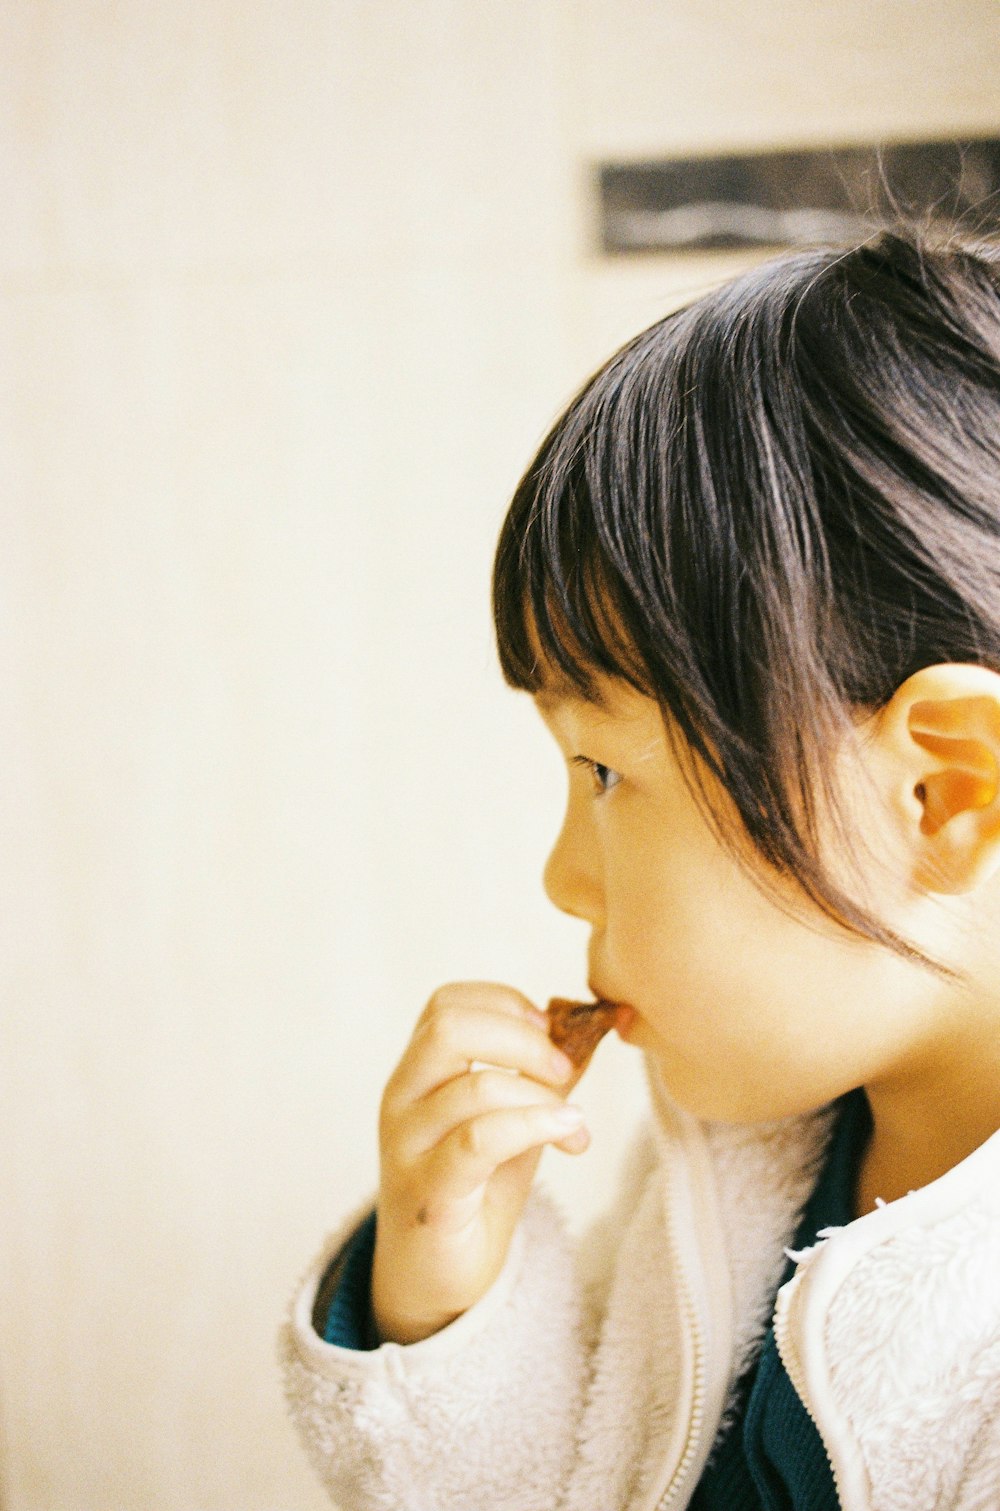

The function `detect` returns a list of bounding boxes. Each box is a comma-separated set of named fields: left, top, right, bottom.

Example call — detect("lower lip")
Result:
left=615, top=1004, right=638, bottom=1039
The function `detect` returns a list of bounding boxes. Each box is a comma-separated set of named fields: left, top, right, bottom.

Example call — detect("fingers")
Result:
left=384, top=983, right=575, bottom=1114
left=378, top=984, right=593, bottom=1237
left=420, top=1101, right=589, bottom=1204
left=395, top=1066, right=578, bottom=1162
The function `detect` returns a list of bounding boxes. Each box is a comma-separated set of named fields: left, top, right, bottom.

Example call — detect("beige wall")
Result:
left=2, top=4, right=998, bottom=1508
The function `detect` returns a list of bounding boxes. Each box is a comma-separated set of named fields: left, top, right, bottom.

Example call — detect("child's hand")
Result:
left=370, top=982, right=590, bottom=1345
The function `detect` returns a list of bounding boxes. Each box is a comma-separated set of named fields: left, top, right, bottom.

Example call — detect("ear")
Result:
left=874, top=663, right=1000, bottom=896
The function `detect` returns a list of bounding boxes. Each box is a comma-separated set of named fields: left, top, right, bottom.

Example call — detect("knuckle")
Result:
left=422, top=994, right=459, bottom=1034
left=457, top=1118, right=486, bottom=1161
left=416, top=994, right=446, bottom=1037
left=420, top=1010, right=456, bottom=1056
left=422, top=987, right=448, bottom=1018
left=424, top=982, right=466, bottom=1014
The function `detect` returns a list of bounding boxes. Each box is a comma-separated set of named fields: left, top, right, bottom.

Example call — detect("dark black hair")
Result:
left=492, top=230, right=1000, bottom=980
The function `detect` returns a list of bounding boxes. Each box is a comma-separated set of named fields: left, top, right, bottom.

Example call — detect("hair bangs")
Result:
left=493, top=428, right=656, bottom=704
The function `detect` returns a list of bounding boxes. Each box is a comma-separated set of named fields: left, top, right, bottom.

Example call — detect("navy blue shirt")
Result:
left=316, top=1206, right=380, bottom=1350
left=319, top=1088, right=873, bottom=1511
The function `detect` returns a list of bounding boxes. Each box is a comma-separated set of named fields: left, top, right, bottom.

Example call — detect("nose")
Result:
left=542, top=805, right=603, bottom=925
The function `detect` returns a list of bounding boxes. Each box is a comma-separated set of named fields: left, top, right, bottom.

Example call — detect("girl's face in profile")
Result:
left=535, top=674, right=946, bottom=1125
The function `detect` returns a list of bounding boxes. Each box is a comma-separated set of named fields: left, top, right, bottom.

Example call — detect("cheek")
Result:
left=602, top=824, right=736, bottom=1000
left=604, top=826, right=803, bottom=1038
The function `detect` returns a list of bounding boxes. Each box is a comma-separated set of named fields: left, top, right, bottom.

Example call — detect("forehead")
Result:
left=533, top=676, right=656, bottom=731
left=534, top=684, right=604, bottom=717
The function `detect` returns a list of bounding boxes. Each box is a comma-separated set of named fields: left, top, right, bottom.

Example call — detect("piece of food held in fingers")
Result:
left=546, top=997, right=618, bottom=1069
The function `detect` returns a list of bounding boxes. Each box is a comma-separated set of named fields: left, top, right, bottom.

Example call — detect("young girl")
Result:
left=281, top=230, right=1000, bottom=1511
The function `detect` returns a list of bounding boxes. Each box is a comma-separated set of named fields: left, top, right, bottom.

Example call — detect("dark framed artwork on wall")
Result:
left=598, top=137, right=1000, bottom=253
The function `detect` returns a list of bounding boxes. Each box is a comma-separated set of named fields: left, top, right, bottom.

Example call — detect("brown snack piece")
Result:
left=546, top=996, right=618, bottom=1069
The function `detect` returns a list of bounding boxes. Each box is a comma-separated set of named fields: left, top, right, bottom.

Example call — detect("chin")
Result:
left=646, top=1051, right=792, bottom=1125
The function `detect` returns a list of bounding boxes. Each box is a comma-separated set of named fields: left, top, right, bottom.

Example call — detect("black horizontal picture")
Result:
left=598, top=137, right=1000, bottom=253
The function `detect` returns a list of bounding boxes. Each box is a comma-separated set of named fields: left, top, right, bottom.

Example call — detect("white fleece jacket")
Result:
left=279, top=1058, right=1000, bottom=1511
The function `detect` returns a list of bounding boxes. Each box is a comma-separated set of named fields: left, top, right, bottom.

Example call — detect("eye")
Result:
left=572, top=756, right=622, bottom=796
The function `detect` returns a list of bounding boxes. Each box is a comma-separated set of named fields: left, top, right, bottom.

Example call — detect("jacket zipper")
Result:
left=772, top=1258, right=850, bottom=1511
left=644, top=1113, right=727, bottom=1511
left=652, top=1254, right=706, bottom=1510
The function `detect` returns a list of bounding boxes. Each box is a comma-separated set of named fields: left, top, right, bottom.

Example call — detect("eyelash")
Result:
left=572, top=756, right=621, bottom=796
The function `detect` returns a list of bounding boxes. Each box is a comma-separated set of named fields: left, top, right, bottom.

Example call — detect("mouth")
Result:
left=588, top=983, right=637, bottom=1041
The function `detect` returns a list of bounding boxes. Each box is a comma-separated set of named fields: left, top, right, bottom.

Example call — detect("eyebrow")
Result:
left=534, top=683, right=613, bottom=718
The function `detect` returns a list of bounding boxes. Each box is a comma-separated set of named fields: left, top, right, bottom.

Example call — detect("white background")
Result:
left=2, top=3, right=999, bottom=1506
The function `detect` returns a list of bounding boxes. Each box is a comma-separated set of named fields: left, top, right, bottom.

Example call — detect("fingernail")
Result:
left=550, top=1051, right=575, bottom=1081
